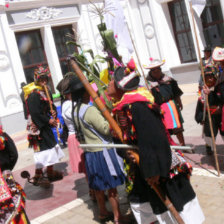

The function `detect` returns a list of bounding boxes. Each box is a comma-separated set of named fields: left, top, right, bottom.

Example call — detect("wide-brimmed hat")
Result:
left=143, top=58, right=165, bottom=70
left=212, top=47, right=224, bottom=61
left=114, top=66, right=140, bottom=91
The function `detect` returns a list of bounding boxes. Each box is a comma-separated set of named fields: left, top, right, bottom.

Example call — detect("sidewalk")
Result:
left=10, top=82, right=224, bottom=224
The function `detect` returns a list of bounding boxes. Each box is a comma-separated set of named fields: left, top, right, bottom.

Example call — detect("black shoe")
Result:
left=206, top=146, right=213, bottom=155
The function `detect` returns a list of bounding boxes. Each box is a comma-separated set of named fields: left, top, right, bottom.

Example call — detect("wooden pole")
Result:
left=43, top=85, right=61, bottom=144
left=69, top=58, right=185, bottom=224
left=124, top=19, right=151, bottom=92
left=70, top=59, right=123, bottom=141
left=189, top=2, right=220, bottom=176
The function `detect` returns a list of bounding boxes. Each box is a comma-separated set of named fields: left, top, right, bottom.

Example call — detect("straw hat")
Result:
left=143, top=58, right=165, bottom=69
left=212, top=47, right=224, bottom=61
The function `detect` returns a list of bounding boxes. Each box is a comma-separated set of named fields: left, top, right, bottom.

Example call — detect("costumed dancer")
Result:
left=196, top=48, right=224, bottom=155
left=198, top=46, right=215, bottom=90
left=107, top=65, right=205, bottom=224
left=63, top=74, right=126, bottom=223
left=144, top=59, right=187, bottom=148
left=24, top=66, right=64, bottom=187
left=0, top=125, right=30, bottom=223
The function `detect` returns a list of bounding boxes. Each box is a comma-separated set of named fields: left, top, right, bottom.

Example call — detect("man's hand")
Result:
left=51, top=110, right=57, bottom=118
left=203, top=85, right=210, bottom=95
left=49, top=118, right=57, bottom=127
left=146, top=175, right=160, bottom=186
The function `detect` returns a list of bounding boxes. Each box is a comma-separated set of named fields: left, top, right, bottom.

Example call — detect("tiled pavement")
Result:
left=10, top=82, right=224, bottom=224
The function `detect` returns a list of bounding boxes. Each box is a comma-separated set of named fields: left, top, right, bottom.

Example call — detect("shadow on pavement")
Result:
left=53, top=161, right=69, bottom=177
left=24, top=181, right=54, bottom=200
left=73, top=177, right=100, bottom=222
left=184, top=144, right=224, bottom=176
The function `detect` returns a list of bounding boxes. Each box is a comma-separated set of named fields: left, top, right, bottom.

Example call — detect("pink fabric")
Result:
left=67, top=134, right=86, bottom=174
left=161, top=102, right=174, bottom=129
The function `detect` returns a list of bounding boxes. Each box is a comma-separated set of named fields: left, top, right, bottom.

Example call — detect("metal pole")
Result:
left=79, top=143, right=192, bottom=151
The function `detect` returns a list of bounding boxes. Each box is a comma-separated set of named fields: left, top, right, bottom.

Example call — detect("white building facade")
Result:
left=0, top=0, right=223, bottom=134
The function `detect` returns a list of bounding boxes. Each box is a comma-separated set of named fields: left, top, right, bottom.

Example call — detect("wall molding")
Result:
left=26, top=6, right=62, bottom=21
left=10, top=16, right=79, bottom=31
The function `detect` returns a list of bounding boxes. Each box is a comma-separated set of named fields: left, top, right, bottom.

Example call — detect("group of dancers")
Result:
left=2, top=46, right=224, bottom=224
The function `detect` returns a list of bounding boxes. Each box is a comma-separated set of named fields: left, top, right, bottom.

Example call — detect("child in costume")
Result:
left=25, top=66, right=64, bottom=187
left=0, top=125, right=30, bottom=223
left=145, top=59, right=187, bottom=149
left=61, top=74, right=126, bottom=223
left=107, top=64, right=205, bottom=224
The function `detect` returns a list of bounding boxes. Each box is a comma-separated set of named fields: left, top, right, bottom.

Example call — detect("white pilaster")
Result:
left=0, top=13, right=25, bottom=117
left=220, top=0, right=224, bottom=19
left=40, top=25, right=63, bottom=92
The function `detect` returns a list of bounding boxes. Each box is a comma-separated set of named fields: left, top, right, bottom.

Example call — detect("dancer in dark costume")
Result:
left=144, top=59, right=187, bottom=148
left=107, top=64, right=204, bottom=224
left=196, top=47, right=224, bottom=155
left=25, top=66, right=64, bottom=187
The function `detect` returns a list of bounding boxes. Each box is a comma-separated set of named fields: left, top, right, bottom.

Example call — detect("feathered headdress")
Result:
left=34, top=65, right=51, bottom=84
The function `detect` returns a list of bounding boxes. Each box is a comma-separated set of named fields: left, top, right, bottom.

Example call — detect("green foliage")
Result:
left=66, top=37, right=112, bottom=110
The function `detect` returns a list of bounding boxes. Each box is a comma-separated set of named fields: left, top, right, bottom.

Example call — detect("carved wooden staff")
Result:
left=43, top=85, right=61, bottom=144
left=69, top=57, right=185, bottom=224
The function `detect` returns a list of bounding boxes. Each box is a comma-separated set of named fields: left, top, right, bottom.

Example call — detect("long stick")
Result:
left=189, top=2, right=220, bottom=176
left=125, top=19, right=151, bottom=92
left=70, top=59, right=123, bottom=141
left=69, top=58, right=185, bottom=224
left=43, top=85, right=61, bottom=144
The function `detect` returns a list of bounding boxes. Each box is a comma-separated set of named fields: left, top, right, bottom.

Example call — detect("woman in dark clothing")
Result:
left=145, top=59, right=186, bottom=147
left=107, top=65, right=204, bottom=223
left=0, top=125, right=30, bottom=224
